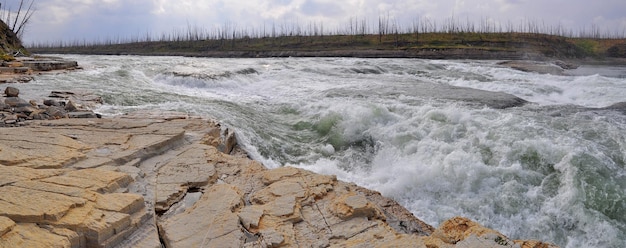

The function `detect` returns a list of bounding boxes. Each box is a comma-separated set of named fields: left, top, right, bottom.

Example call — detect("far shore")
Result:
left=28, top=32, right=626, bottom=64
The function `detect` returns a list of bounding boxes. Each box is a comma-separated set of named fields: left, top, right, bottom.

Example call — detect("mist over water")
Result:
left=21, top=55, right=626, bottom=247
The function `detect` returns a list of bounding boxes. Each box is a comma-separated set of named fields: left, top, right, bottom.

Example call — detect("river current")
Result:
left=20, top=55, right=626, bottom=247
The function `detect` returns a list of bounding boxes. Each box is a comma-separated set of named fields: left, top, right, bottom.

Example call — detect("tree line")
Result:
left=28, top=15, right=626, bottom=49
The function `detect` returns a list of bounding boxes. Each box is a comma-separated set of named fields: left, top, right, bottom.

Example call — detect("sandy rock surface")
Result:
left=0, top=112, right=558, bottom=248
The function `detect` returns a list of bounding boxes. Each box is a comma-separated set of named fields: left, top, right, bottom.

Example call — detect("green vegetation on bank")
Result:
left=0, top=0, right=34, bottom=60
left=29, top=32, right=626, bottom=59
left=0, top=20, right=26, bottom=60
left=27, top=17, right=626, bottom=59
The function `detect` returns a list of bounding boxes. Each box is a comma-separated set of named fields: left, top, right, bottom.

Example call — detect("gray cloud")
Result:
left=21, top=0, right=626, bottom=44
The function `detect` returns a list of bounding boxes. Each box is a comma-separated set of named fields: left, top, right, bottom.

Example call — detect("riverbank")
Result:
left=0, top=87, right=559, bottom=247
left=29, top=33, right=626, bottom=62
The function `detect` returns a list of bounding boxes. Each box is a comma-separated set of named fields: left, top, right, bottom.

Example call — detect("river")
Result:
left=20, top=55, right=626, bottom=247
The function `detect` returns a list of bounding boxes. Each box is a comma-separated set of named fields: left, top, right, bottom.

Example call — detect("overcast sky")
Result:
left=13, top=0, right=626, bottom=44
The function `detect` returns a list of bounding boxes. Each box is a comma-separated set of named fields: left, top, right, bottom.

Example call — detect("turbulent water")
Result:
left=20, top=55, right=626, bottom=247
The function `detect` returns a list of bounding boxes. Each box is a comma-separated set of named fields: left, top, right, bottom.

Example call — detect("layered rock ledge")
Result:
left=0, top=111, right=557, bottom=248
left=0, top=56, right=80, bottom=84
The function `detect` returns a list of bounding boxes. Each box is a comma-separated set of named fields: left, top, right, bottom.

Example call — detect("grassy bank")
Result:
left=29, top=32, right=626, bottom=60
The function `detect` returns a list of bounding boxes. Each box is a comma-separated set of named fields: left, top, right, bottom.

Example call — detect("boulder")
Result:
left=49, top=91, right=103, bottom=110
left=44, top=99, right=62, bottom=106
left=4, top=97, right=29, bottom=107
left=45, top=106, right=68, bottom=119
left=65, top=100, right=78, bottom=111
left=4, top=87, right=18, bottom=97
left=13, top=105, right=39, bottom=115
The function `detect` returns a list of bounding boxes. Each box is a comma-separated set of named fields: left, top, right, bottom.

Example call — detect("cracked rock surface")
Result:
left=0, top=112, right=557, bottom=248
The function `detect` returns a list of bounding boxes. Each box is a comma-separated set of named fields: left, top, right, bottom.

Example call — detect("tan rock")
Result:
left=0, top=185, right=86, bottom=222
left=0, top=216, right=15, bottom=236
left=41, top=226, right=82, bottom=248
left=0, top=165, right=65, bottom=186
left=238, top=205, right=264, bottom=230
left=44, top=196, right=146, bottom=247
left=154, top=184, right=186, bottom=212
left=330, top=192, right=382, bottom=220
left=159, top=184, right=244, bottom=248
left=82, top=209, right=132, bottom=247
left=251, top=180, right=305, bottom=205
left=261, top=166, right=302, bottom=185
left=515, top=240, right=561, bottom=248
left=330, top=216, right=378, bottom=239
left=0, top=223, right=73, bottom=248
left=43, top=168, right=132, bottom=194
left=155, top=144, right=217, bottom=212
left=12, top=180, right=98, bottom=201
left=259, top=229, right=285, bottom=247
left=419, top=216, right=559, bottom=248
left=430, top=216, right=506, bottom=245
left=354, top=186, right=435, bottom=236
left=96, top=193, right=144, bottom=214
left=266, top=196, right=299, bottom=219
left=0, top=131, right=89, bottom=169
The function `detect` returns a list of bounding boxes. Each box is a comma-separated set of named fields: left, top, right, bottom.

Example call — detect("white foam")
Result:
left=440, top=61, right=626, bottom=108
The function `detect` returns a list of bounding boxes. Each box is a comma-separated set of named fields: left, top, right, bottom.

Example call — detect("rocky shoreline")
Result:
left=0, top=87, right=559, bottom=247
left=1, top=87, right=102, bottom=127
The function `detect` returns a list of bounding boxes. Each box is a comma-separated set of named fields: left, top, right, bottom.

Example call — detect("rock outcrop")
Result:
left=0, top=56, right=81, bottom=84
left=0, top=94, right=558, bottom=248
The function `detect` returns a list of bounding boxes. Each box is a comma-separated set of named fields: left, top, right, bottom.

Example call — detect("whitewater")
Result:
left=20, top=55, right=626, bottom=247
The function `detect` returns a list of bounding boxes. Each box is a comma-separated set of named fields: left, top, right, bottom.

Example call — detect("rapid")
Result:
left=19, top=55, right=626, bottom=247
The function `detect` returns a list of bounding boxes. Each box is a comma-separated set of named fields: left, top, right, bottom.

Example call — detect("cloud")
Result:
left=20, top=0, right=626, bottom=44
left=24, top=0, right=157, bottom=43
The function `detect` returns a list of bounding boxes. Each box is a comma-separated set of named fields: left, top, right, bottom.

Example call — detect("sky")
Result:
left=9, top=0, right=626, bottom=44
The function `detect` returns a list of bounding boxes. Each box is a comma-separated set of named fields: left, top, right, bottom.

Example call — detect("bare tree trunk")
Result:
left=11, top=0, right=24, bottom=31
left=14, top=0, right=35, bottom=38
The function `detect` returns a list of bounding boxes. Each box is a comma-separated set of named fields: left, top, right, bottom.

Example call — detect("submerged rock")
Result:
left=0, top=112, right=558, bottom=247
left=602, top=101, right=626, bottom=114
left=499, top=60, right=566, bottom=75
